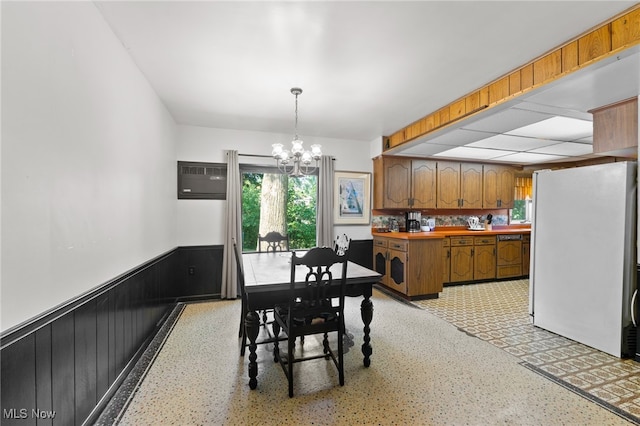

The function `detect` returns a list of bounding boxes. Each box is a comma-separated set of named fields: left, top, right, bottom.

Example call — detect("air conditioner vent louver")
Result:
left=178, top=161, right=227, bottom=200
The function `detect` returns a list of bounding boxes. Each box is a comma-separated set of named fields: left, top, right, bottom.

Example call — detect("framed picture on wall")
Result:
left=334, top=171, right=371, bottom=225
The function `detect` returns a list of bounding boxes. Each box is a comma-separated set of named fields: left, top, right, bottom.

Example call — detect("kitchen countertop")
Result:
left=372, top=226, right=530, bottom=240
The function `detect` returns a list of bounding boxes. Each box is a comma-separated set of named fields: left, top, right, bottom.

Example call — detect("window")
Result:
left=510, top=175, right=533, bottom=224
left=240, top=165, right=317, bottom=252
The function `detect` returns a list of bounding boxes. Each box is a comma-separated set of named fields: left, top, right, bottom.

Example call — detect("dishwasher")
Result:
left=496, top=234, right=523, bottom=279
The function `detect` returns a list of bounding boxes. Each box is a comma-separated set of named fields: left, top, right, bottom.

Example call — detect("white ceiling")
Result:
left=95, top=1, right=639, bottom=165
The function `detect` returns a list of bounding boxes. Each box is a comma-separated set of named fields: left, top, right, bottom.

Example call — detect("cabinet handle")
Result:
left=471, top=248, right=474, bottom=256
left=493, top=248, right=496, bottom=256
left=447, top=250, right=450, bottom=258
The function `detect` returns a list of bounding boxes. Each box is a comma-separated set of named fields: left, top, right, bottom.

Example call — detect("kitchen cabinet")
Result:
left=483, top=165, right=515, bottom=208
left=473, top=236, right=497, bottom=281
left=373, top=156, right=436, bottom=209
left=450, top=236, right=474, bottom=282
left=373, top=238, right=407, bottom=294
left=373, top=236, right=442, bottom=297
left=522, top=234, right=530, bottom=276
left=436, top=161, right=483, bottom=209
left=441, top=237, right=451, bottom=284
left=496, top=234, right=523, bottom=278
left=449, top=235, right=496, bottom=283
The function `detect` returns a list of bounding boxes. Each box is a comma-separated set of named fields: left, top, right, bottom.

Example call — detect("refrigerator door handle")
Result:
left=632, top=289, right=638, bottom=327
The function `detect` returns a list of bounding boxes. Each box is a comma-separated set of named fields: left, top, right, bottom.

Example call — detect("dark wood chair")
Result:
left=272, top=247, right=349, bottom=397
left=258, top=231, right=290, bottom=253
left=334, top=233, right=351, bottom=256
left=233, top=238, right=280, bottom=356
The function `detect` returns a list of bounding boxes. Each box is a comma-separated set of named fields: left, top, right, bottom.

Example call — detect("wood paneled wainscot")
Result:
left=373, top=236, right=442, bottom=298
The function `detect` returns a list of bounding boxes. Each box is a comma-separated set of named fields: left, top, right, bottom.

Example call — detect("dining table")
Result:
left=241, top=250, right=382, bottom=390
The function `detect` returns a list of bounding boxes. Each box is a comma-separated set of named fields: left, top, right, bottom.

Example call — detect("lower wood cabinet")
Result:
left=441, top=237, right=451, bottom=284
left=473, top=236, right=497, bottom=280
left=496, top=235, right=523, bottom=278
left=449, top=236, right=496, bottom=283
left=373, top=236, right=442, bottom=297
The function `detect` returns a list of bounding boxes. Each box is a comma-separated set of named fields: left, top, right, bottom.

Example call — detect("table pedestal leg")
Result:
left=360, top=295, right=374, bottom=367
left=245, top=310, right=260, bottom=389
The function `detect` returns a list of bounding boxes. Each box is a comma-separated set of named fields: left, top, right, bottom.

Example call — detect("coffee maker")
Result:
left=405, top=211, right=421, bottom=232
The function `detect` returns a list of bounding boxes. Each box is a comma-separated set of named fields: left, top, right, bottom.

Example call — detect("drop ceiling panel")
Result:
left=529, top=142, right=594, bottom=156
left=490, top=152, right=568, bottom=164
left=467, top=134, right=559, bottom=152
left=505, top=116, right=592, bottom=141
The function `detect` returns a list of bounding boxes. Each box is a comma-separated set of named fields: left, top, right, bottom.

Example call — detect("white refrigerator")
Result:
left=529, top=161, right=637, bottom=358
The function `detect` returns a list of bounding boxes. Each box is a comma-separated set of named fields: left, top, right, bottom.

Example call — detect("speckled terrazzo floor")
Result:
left=96, top=286, right=636, bottom=425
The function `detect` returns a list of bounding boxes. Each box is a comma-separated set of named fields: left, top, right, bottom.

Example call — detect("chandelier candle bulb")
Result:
left=272, top=87, right=323, bottom=176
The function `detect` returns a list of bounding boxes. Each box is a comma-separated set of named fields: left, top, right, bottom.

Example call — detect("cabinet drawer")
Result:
left=450, top=236, right=473, bottom=246
left=523, top=234, right=530, bottom=242
left=497, top=264, right=522, bottom=278
left=442, top=237, right=450, bottom=247
left=373, top=238, right=388, bottom=248
left=388, top=240, right=409, bottom=252
left=474, top=236, right=496, bottom=246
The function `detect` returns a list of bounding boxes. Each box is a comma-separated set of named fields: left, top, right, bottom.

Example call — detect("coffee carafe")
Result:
left=405, top=211, right=421, bottom=232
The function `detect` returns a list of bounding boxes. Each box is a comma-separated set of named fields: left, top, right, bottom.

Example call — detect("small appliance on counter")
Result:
left=405, top=211, right=421, bottom=232
left=421, top=217, right=435, bottom=232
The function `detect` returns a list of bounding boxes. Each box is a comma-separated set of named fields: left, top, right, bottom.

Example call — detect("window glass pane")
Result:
left=240, top=166, right=317, bottom=251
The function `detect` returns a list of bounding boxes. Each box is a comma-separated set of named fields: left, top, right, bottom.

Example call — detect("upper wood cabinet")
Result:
left=373, top=157, right=436, bottom=209
left=436, top=161, right=483, bottom=209
left=482, top=164, right=515, bottom=208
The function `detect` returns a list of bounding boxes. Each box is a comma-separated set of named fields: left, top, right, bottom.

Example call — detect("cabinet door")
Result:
left=411, top=160, right=437, bottom=209
left=383, top=158, right=412, bottom=208
left=450, top=246, right=474, bottom=282
left=373, top=245, right=388, bottom=286
left=441, top=238, right=451, bottom=284
left=483, top=165, right=515, bottom=208
left=497, top=167, right=515, bottom=208
left=387, top=248, right=408, bottom=294
left=460, top=163, right=483, bottom=209
left=473, top=244, right=496, bottom=280
left=436, top=161, right=460, bottom=208
left=482, top=165, right=500, bottom=208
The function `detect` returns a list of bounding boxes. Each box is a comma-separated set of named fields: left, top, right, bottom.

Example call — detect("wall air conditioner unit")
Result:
left=178, top=161, right=227, bottom=200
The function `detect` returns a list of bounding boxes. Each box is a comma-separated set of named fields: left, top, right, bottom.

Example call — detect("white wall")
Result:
left=176, top=125, right=378, bottom=246
left=1, top=2, right=178, bottom=331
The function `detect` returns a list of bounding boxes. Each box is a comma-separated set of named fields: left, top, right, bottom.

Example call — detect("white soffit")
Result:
left=419, top=128, right=494, bottom=147
left=467, top=134, right=559, bottom=152
left=396, top=143, right=452, bottom=156
left=433, top=146, right=514, bottom=160
left=505, top=116, right=593, bottom=141
left=461, top=107, right=553, bottom=133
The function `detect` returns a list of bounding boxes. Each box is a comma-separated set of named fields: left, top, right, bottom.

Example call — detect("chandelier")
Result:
left=272, top=88, right=322, bottom=176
